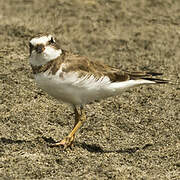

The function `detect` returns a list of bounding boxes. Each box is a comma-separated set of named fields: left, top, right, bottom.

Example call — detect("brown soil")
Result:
left=0, top=0, right=179, bottom=179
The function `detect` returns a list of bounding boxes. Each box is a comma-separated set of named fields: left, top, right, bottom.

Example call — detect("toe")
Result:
left=50, top=136, right=75, bottom=149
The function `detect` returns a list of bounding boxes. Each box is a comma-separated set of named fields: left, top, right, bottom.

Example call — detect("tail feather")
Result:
left=141, top=77, right=169, bottom=84
left=144, top=72, right=163, bottom=76
left=128, top=71, right=163, bottom=77
left=127, top=71, right=169, bottom=84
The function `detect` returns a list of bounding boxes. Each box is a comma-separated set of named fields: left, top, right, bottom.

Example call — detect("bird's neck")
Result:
left=31, top=49, right=67, bottom=75
left=29, top=47, right=62, bottom=67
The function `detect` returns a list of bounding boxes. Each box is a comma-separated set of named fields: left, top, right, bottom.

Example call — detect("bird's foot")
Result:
left=51, top=136, right=75, bottom=149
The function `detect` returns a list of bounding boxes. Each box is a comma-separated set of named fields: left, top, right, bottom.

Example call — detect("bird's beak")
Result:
left=36, top=44, right=45, bottom=53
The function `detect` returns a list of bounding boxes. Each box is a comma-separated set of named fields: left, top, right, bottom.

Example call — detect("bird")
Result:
left=29, top=34, right=169, bottom=149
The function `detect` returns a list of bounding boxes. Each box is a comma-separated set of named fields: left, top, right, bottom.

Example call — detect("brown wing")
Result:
left=60, top=51, right=168, bottom=83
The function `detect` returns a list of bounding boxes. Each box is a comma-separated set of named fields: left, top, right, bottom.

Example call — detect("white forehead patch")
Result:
left=30, top=35, right=53, bottom=46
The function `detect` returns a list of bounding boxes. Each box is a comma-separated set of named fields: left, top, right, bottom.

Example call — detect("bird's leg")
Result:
left=53, top=105, right=86, bottom=149
left=70, top=105, right=80, bottom=146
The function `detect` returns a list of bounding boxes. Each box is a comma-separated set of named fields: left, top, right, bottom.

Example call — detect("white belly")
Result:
left=34, top=70, right=155, bottom=105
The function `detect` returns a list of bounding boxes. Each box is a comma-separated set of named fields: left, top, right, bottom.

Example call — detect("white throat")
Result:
left=29, top=46, right=62, bottom=66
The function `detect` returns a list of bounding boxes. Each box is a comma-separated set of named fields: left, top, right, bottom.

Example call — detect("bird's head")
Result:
left=29, top=35, right=62, bottom=66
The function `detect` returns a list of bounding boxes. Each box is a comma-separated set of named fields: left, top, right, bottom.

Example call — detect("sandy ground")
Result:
left=0, top=0, right=180, bottom=179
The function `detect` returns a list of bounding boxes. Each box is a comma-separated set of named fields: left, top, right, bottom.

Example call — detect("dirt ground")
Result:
left=0, top=0, right=180, bottom=179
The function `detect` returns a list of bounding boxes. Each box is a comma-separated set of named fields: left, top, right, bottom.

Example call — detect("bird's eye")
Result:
left=49, top=37, right=55, bottom=44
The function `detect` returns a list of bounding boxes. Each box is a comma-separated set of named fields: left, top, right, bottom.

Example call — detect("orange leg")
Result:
left=52, top=105, right=86, bottom=149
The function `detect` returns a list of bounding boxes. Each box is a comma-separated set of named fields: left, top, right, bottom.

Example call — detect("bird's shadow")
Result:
left=43, top=137, right=143, bottom=153
left=0, top=137, right=152, bottom=153
left=76, top=142, right=140, bottom=154
left=36, top=137, right=152, bottom=153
